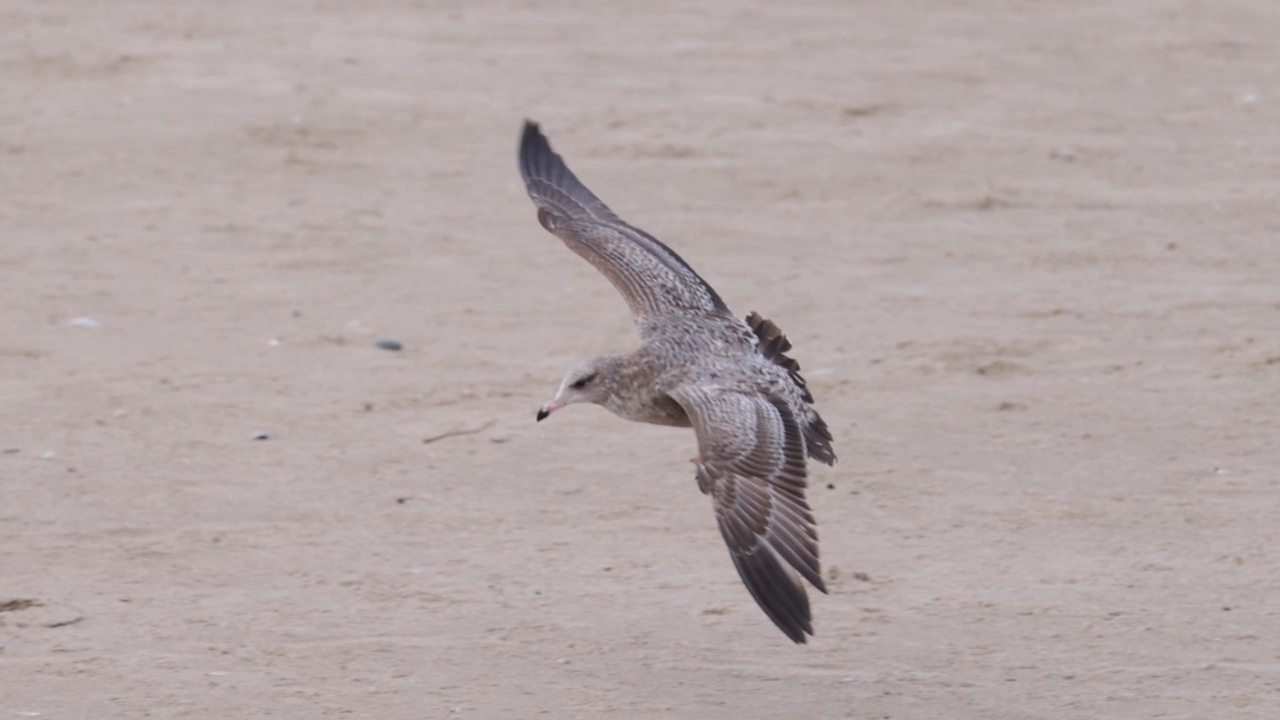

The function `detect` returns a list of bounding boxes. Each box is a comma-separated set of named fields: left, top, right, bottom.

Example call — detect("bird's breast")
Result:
left=613, top=390, right=691, bottom=428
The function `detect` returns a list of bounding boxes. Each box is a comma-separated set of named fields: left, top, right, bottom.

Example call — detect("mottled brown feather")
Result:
left=673, top=387, right=826, bottom=643
left=745, top=312, right=836, bottom=466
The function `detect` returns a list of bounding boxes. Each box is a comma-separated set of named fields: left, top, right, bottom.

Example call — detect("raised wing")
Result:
left=671, top=384, right=826, bottom=643
left=518, top=121, right=730, bottom=331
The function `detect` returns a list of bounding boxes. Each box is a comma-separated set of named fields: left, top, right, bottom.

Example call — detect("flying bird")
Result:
left=518, top=120, right=835, bottom=643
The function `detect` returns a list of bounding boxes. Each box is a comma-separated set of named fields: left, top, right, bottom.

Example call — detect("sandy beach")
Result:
left=3, top=1, right=1279, bottom=717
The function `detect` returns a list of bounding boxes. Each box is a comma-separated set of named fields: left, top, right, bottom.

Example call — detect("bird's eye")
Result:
left=570, top=373, right=596, bottom=390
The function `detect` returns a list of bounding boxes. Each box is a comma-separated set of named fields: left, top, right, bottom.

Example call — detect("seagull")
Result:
left=519, top=120, right=835, bottom=643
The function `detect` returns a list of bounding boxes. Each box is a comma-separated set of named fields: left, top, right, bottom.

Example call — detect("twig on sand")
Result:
left=422, top=419, right=496, bottom=445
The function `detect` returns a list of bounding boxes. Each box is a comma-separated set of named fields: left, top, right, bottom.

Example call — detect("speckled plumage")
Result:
left=519, top=121, right=835, bottom=644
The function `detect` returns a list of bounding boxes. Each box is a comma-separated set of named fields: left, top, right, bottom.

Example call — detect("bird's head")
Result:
left=536, top=356, right=619, bottom=422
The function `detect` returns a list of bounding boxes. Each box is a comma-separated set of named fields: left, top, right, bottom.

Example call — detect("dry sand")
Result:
left=3, top=1, right=1279, bottom=718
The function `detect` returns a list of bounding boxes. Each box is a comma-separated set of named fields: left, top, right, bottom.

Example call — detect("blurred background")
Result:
left=2, top=1, right=1278, bottom=718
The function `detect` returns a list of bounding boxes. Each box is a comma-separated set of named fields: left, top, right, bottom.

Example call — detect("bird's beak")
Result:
left=536, top=399, right=565, bottom=422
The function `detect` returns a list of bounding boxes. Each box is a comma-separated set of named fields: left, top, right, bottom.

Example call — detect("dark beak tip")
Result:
left=535, top=408, right=549, bottom=422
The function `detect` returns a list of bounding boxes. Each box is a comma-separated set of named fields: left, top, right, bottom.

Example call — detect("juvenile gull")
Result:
left=519, top=121, right=836, bottom=644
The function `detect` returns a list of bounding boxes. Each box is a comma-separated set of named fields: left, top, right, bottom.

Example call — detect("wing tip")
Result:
left=812, top=573, right=829, bottom=595
left=518, top=118, right=551, bottom=183
left=731, top=545, right=817, bottom=644
left=520, top=118, right=543, bottom=151
left=517, top=119, right=611, bottom=226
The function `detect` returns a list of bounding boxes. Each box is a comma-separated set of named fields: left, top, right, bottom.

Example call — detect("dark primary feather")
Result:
left=519, top=121, right=621, bottom=225
left=518, top=120, right=730, bottom=325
